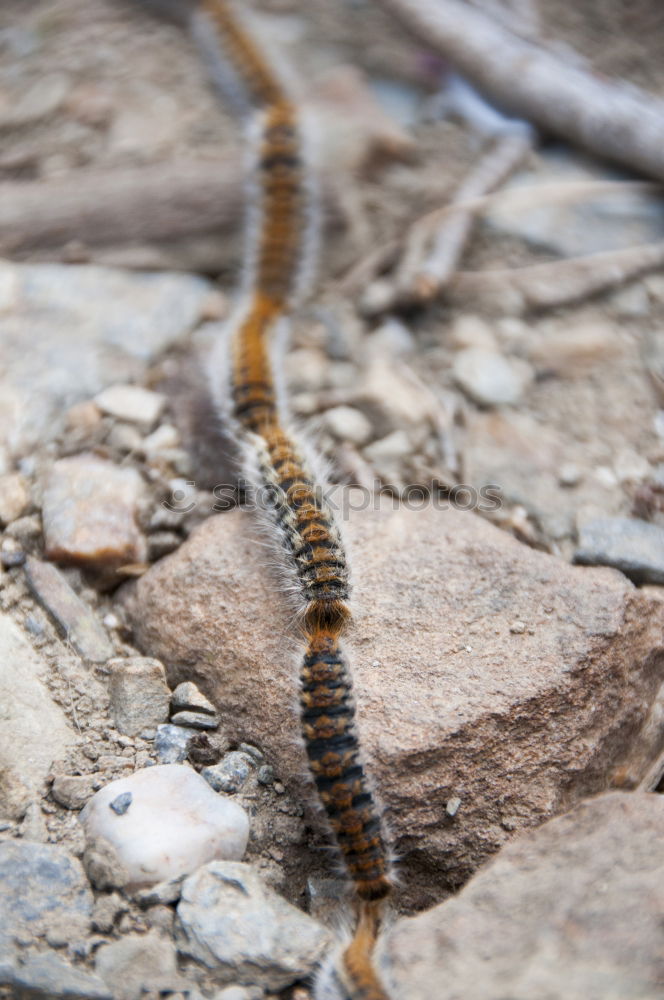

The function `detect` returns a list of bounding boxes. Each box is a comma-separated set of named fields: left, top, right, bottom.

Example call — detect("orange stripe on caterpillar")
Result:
left=185, top=2, right=395, bottom=994
left=342, top=902, right=392, bottom=1000
left=301, top=630, right=391, bottom=903
left=241, top=427, right=352, bottom=609
left=201, top=0, right=283, bottom=108
left=230, top=292, right=280, bottom=431
left=255, top=102, right=308, bottom=302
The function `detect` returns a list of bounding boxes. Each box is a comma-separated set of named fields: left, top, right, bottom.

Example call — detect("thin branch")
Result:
left=402, top=132, right=531, bottom=301
left=379, top=0, right=664, bottom=182
left=339, top=177, right=659, bottom=301
left=447, top=242, right=664, bottom=313
left=337, top=241, right=400, bottom=299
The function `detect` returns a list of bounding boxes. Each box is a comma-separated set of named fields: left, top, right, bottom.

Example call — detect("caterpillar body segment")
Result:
left=343, top=903, right=393, bottom=1000
left=254, top=101, right=309, bottom=302
left=195, top=0, right=319, bottom=307
left=301, top=631, right=391, bottom=903
left=199, top=0, right=394, bottom=973
left=200, top=0, right=284, bottom=110
left=230, top=293, right=281, bottom=430
left=257, top=445, right=351, bottom=611
left=315, top=903, right=393, bottom=1000
left=141, top=1, right=395, bottom=996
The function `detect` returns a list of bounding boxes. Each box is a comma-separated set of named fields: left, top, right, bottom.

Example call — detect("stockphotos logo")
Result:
left=163, top=480, right=502, bottom=518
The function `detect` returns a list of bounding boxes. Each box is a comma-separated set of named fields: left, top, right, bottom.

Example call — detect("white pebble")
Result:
left=95, top=384, right=165, bottom=428
left=366, top=318, right=414, bottom=358
left=142, top=424, right=180, bottom=456
left=323, top=406, right=372, bottom=445
left=360, top=279, right=394, bottom=315
left=81, top=764, right=249, bottom=888
left=595, top=466, right=618, bottom=489
left=558, top=463, right=582, bottom=488
left=452, top=349, right=533, bottom=406
left=363, top=429, right=411, bottom=462
left=284, top=349, right=327, bottom=391
left=107, top=422, right=143, bottom=453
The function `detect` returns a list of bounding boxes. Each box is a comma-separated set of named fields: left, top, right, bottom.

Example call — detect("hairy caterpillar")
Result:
left=139, top=1, right=395, bottom=995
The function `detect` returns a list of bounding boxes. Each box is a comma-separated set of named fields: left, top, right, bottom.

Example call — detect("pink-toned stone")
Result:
left=0, top=472, right=29, bottom=525
left=120, top=500, right=664, bottom=909
left=381, top=793, right=664, bottom=1000
left=42, top=454, right=146, bottom=569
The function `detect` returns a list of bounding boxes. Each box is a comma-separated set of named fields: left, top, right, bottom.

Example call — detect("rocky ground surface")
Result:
left=381, top=792, right=664, bottom=1000
left=2, top=0, right=664, bottom=998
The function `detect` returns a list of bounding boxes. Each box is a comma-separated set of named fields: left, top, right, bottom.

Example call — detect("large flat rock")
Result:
left=381, top=792, right=664, bottom=1000
left=120, top=500, right=664, bottom=908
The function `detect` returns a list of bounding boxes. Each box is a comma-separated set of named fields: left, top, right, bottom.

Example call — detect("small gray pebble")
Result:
left=0, top=842, right=93, bottom=944
left=134, top=876, right=184, bottom=908
left=1, top=550, right=26, bottom=568
left=238, top=742, right=264, bottom=763
left=170, top=710, right=219, bottom=731
left=202, top=753, right=252, bottom=794
left=24, top=614, right=44, bottom=636
left=109, top=792, right=132, bottom=816
left=257, top=765, right=274, bottom=786
left=170, top=681, right=217, bottom=716
left=575, top=516, right=664, bottom=585
left=154, top=723, right=193, bottom=764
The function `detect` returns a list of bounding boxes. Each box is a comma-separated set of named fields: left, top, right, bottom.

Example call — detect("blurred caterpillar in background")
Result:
left=137, top=1, right=394, bottom=997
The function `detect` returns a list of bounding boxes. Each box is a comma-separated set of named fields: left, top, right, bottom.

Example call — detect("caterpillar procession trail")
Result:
left=138, top=1, right=395, bottom=997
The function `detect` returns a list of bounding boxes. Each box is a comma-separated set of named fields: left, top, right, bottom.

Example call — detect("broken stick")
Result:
left=402, top=132, right=531, bottom=301
left=378, top=0, right=664, bottom=183
left=0, top=159, right=243, bottom=257
left=447, top=242, right=664, bottom=314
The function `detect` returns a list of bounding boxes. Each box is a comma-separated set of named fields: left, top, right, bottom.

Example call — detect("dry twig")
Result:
left=397, top=132, right=531, bottom=302
left=341, top=178, right=660, bottom=308
left=379, top=0, right=664, bottom=182
left=447, top=242, right=664, bottom=314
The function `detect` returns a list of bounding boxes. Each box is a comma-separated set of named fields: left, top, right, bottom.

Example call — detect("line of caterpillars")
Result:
left=159, top=2, right=395, bottom=998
